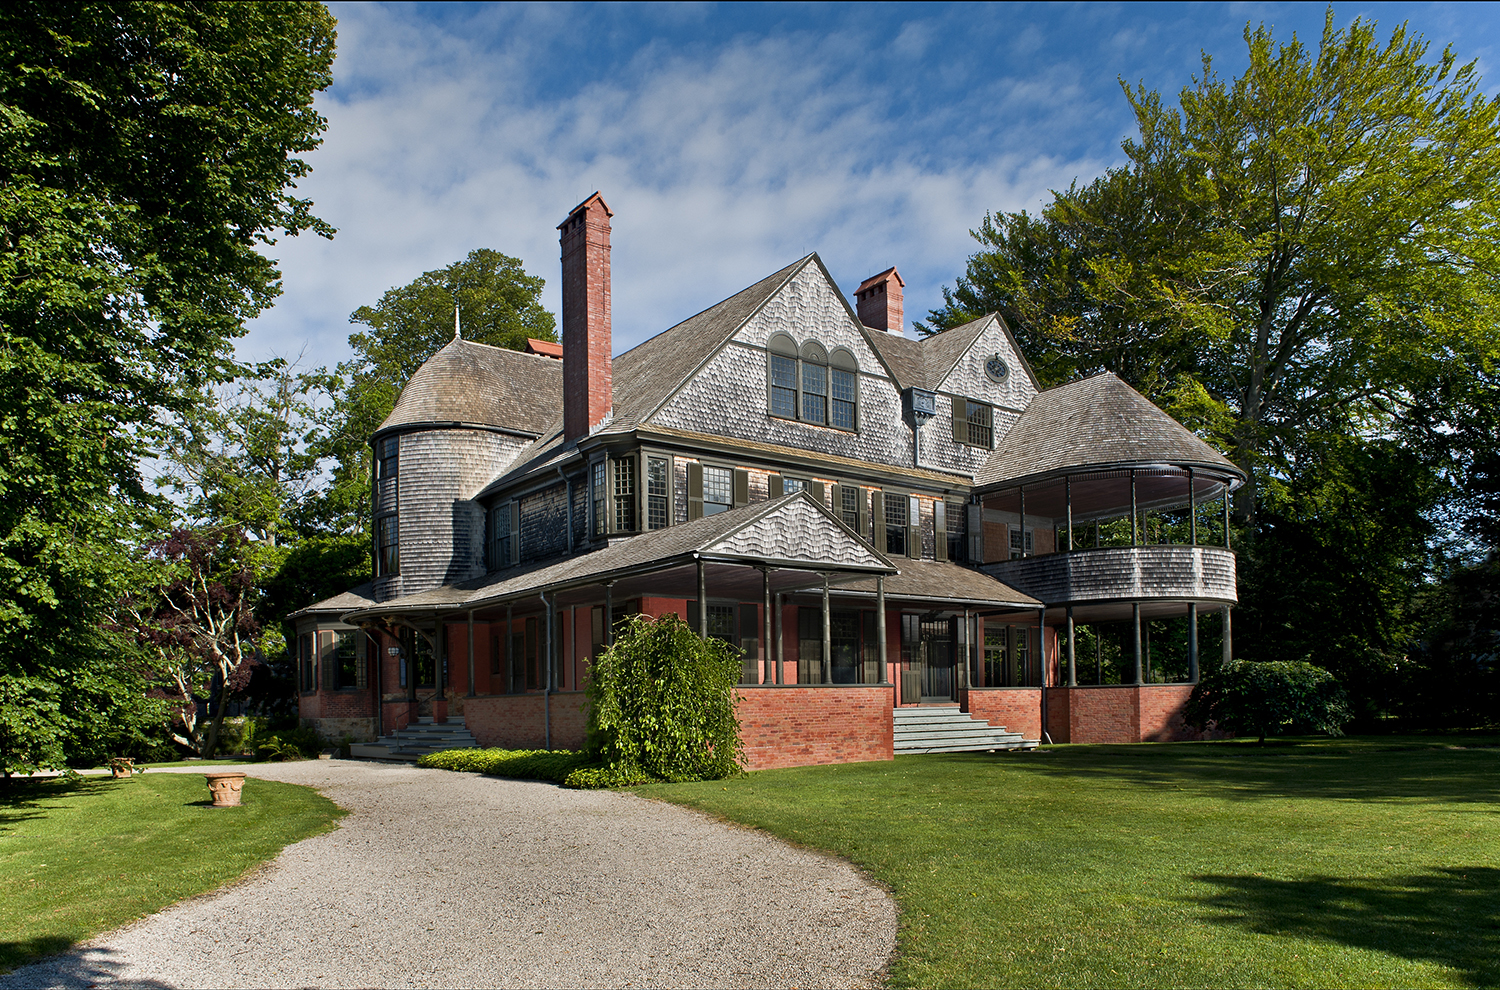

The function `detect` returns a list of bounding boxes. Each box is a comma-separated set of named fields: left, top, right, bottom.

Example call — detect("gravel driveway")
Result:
left=3, top=761, right=895, bottom=989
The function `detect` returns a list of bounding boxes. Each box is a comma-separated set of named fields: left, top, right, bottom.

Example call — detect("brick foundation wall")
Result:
left=463, top=693, right=588, bottom=751
left=1042, top=685, right=1217, bottom=743
left=737, top=686, right=893, bottom=770
left=964, top=688, right=1042, bottom=740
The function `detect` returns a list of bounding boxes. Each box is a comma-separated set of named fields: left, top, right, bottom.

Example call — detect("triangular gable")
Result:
left=704, top=492, right=891, bottom=569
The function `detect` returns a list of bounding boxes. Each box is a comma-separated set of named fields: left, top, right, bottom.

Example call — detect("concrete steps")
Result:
left=350, top=718, right=480, bottom=762
left=894, top=706, right=1038, bottom=754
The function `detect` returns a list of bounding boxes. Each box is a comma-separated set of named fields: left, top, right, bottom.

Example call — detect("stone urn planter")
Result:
left=108, top=757, right=135, bottom=779
left=205, top=771, right=247, bottom=807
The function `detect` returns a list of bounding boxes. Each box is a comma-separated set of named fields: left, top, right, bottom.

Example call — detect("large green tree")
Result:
left=0, top=2, right=336, bottom=772
left=926, top=14, right=1500, bottom=720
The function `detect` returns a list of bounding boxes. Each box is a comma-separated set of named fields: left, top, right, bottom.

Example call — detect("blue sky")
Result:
left=246, top=1, right=1500, bottom=370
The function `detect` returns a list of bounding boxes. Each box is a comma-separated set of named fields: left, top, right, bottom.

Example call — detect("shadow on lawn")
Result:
left=0, top=940, right=177, bottom=987
left=982, top=741, right=1500, bottom=806
left=1190, top=866, right=1499, bottom=987
left=0, top=777, right=112, bottom=831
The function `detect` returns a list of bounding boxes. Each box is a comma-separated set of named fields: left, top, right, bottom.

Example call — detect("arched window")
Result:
left=830, top=348, right=858, bottom=430
left=768, top=333, right=798, bottom=418
left=800, top=341, right=828, bottom=425
left=766, top=336, right=860, bottom=431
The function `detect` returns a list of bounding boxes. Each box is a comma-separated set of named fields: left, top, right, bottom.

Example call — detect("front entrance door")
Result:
left=900, top=614, right=957, bottom=703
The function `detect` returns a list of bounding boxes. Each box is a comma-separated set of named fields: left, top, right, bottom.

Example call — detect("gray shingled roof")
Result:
left=839, top=560, right=1040, bottom=608
left=343, top=492, right=895, bottom=618
left=287, top=582, right=376, bottom=620
left=976, top=372, right=1243, bottom=489
left=377, top=338, right=563, bottom=437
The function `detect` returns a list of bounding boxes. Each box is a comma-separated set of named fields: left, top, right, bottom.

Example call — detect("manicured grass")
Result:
left=0, top=772, right=344, bottom=973
left=644, top=736, right=1500, bottom=989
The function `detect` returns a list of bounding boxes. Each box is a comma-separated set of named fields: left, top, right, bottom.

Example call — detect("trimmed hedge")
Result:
left=416, top=747, right=589, bottom=782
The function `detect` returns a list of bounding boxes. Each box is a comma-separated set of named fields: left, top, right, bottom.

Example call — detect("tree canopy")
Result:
left=0, top=2, right=336, bottom=773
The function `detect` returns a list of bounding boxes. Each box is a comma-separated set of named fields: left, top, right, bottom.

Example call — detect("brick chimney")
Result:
left=855, top=267, right=905, bottom=334
left=559, top=192, right=613, bottom=441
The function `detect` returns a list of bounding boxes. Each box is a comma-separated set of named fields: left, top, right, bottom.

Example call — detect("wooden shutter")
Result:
left=934, top=500, right=948, bottom=560
left=687, top=461, right=704, bottom=520
left=829, top=484, right=843, bottom=520
left=857, top=487, right=870, bottom=540
left=808, top=479, right=825, bottom=504
left=509, top=502, right=520, bottom=564
left=968, top=503, right=984, bottom=563
left=871, top=488, right=885, bottom=547
left=768, top=474, right=784, bottom=498
left=733, top=468, right=749, bottom=507
left=952, top=397, right=968, bottom=444
left=908, top=496, right=921, bottom=559
left=320, top=631, right=335, bottom=690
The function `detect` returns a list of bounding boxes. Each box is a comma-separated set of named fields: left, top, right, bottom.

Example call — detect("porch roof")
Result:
left=342, top=491, right=898, bottom=622
left=287, top=581, right=376, bottom=621
left=834, top=559, right=1040, bottom=610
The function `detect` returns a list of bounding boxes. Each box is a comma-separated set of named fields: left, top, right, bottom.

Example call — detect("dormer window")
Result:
left=767, top=334, right=858, bottom=431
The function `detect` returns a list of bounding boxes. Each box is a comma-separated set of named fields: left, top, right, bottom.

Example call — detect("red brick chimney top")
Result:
left=855, top=267, right=905, bottom=334
left=559, top=192, right=613, bottom=442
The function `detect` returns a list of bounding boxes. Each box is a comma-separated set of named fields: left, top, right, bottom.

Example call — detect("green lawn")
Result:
left=645, top=736, right=1500, bottom=989
left=0, top=771, right=344, bottom=973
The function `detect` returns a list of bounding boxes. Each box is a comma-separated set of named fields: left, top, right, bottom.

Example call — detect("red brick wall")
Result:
left=965, top=688, right=1042, bottom=740
left=1139, top=684, right=1202, bottom=741
left=737, top=687, right=893, bottom=770
left=1041, top=685, right=1212, bottom=743
left=463, top=693, right=587, bottom=751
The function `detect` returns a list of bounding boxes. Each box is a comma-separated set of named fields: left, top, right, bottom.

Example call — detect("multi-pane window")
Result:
left=300, top=633, right=315, bottom=692
left=884, top=492, right=909, bottom=556
left=966, top=401, right=994, bottom=448
left=840, top=486, right=860, bottom=529
left=946, top=501, right=967, bottom=562
left=801, top=360, right=827, bottom=424
left=831, top=367, right=857, bottom=429
left=647, top=457, right=669, bottom=530
left=377, top=515, right=399, bottom=576
left=378, top=437, right=398, bottom=480
left=592, top=461, right=606, bottom=536
left=766, top=334, right=858, bottom=431
left=783, top=477, right=805, bottom=495
left=769, top=352, right=797, bottom=418
left=613, top=457, right=636, bottom=532
left=1010, top=526, right=1033, bottom=559
left=490, top=502, right=511, bottom=569
left=335, top=631, right=362, bottom=688
left=703, top=466, right=732, bottom=515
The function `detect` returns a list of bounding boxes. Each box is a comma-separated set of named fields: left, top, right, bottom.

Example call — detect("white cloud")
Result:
left=243, top=5, right=1123, bottom=370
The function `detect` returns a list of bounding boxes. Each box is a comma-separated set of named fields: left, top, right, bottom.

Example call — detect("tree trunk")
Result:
left=202, top=677, right=233, bottom=759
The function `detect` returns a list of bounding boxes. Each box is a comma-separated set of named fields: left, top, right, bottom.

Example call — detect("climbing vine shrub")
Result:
left=1185, top=659, right=1352, bottom=743
left=584, top=612, right=744, bottom=782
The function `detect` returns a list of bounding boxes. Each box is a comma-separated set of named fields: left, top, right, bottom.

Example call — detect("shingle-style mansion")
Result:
left=291, top=193, right=1242, bottom=768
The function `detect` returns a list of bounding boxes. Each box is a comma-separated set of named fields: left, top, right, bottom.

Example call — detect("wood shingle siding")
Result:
left=981, top=546, right=1238, bottom=605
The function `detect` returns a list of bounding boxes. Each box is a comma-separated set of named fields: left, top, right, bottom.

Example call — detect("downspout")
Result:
left=560, top=466, right=574, bottom=552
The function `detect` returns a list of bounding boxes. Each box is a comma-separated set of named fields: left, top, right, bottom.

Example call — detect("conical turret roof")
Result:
left=376, top=338, right=563, bottom=437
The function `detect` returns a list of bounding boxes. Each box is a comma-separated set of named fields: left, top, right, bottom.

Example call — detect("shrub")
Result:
left=254, top=726, right=323, bottom=761
left=1185, top=659, right=1353, bottom=743
left=416, top=747, right=589, bottom=783
left=585, top=612, right=744, bottom=782
left=562, top=765, right=650, bottom=789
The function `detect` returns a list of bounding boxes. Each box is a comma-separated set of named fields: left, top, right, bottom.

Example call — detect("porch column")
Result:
left=1222, top=605, right=1232, bottom=666
left=761, top=567, right=773, bottom=685
left=406, top=628, right=416, bottom=703
left=1188, top=602, right=1200, bottom=683
left=434, top=618, right=445, bottom=701
left=1065, top=476, right=1073, bottom=551
left=774, top=592, right=785, bottom=684
left=1132, top=603, right=1143, bottom=685
left=543, top=593, right=553, bottom=750
left=604, top=581, right=614, bottom=647
left=960, top=609, right=971, bottom=691
left=505, top=605, right=514, bottom=694
left=821, top=574, right=831, bottom=685
left=466, top=610, right=476, bottom=697
left=1130, top=469, right=1138, bottom=546
left=1018, top=486, right=1026, bottom=557
left=1066, top=606, right=1076, bottom=687
left=875, top=576, right=889, bottom=686
left=697, top=558, right=708, bottom=639
left=1037, top=607, right=1046, bottom=685
left=1188, top=467, right=1197, bottom=546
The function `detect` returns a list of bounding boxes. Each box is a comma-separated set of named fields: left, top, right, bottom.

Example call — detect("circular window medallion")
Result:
left=984, top=353, right=1009, bottom=382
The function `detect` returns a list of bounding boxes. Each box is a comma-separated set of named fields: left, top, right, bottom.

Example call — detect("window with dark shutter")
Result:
left=647, top=457, right=669, bottom=529
left=883, top=491, right=907, bottom=556
left=733, top=468, right=749, bottom=507
left=967, top=402, right=994, bottom=448
left=687, top=461, right=704, bottom=519
left=613, top=456, right=636, bottom=532
left=702, top=466, right=732, bottom=515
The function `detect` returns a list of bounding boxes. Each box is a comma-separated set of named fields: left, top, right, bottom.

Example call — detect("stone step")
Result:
left=892, top=706, right=1036, bottom=754
left=900, top=739, right=1039, bottom=754
left=895, top=728, right=1019, bottom=743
